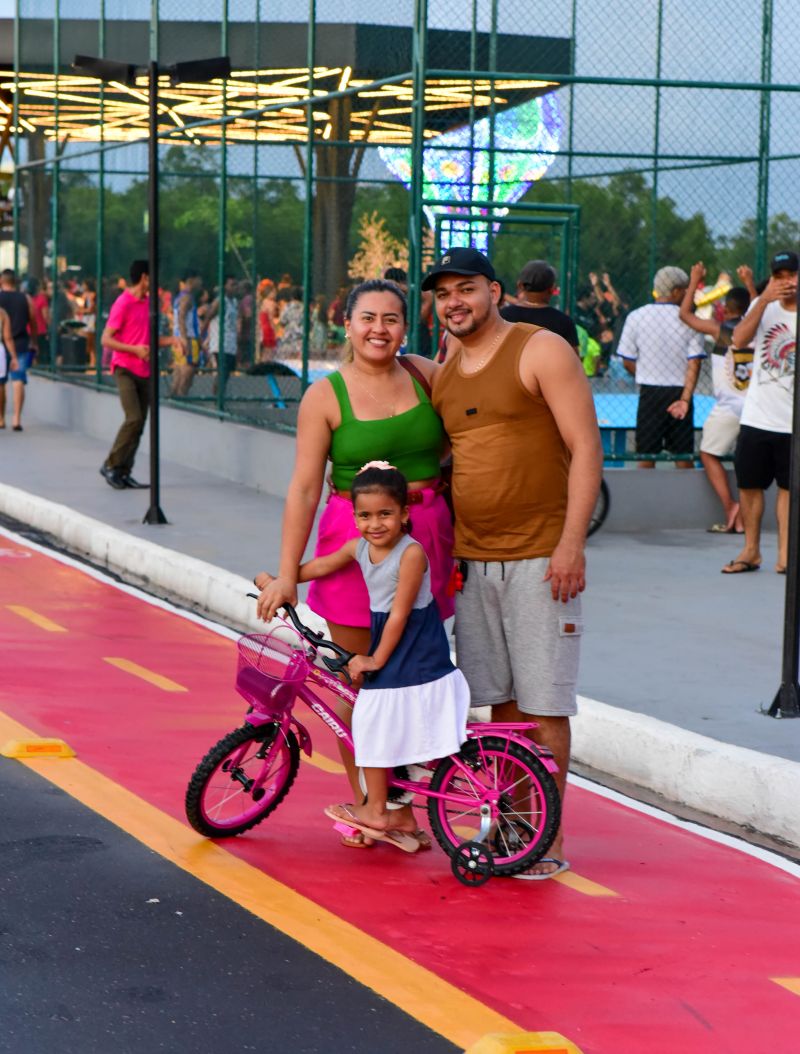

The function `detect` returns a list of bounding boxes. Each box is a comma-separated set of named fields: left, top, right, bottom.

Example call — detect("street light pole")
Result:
left=143, top=58, right=167, bottom=524
left=73, top=52, right=230, bottom=526
left=766, top=286, right=800, bottom=718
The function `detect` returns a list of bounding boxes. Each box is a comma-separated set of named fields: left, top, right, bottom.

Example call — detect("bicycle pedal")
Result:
left=333, top=821, right=360, bottom=837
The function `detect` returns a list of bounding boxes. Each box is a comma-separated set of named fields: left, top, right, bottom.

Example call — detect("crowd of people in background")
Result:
left=7, top=262, right=631, bottom=381
left=3, top=241, right=794, bottom=597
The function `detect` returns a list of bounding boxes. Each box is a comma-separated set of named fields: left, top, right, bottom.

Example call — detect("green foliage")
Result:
left=349, top=182, right=409, bottom=250
left=54, top=156, right=305, bottom=297
left=48, top=157, right=783, bottom=312
left=717, top=212, right=800, bottom=276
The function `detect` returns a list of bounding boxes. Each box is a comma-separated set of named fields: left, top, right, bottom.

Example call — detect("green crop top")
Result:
left=327, top=370, right=445, bottom=491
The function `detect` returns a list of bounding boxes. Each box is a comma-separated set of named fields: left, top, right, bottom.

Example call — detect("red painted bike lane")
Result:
left=3, top=531, right=800, bottom=1054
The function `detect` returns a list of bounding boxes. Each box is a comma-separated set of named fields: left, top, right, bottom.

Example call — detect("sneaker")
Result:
left=100, top=465, right=127, bottom=490
left=120, top=473, right=148, bottom=489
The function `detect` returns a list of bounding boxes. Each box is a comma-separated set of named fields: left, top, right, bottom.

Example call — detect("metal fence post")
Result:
left=755, top=0, right=774, bottom=279
left=766, top=292, right=800, bottom=718
left=407, top=0, right=428, bottom=356
left=217, top=0, right=229, bottom=415
left=300, top=0, right=315, bottom=392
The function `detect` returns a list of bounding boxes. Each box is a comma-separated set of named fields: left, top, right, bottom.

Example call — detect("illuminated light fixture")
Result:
left=6, top=63, right=560, bottom=149
left=379, top=93, right=562, bottom=253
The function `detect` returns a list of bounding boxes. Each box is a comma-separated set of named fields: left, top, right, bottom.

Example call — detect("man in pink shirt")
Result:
left=100, top=260, right=163, bottom=489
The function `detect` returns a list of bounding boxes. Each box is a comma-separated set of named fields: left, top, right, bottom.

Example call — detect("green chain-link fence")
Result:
left=6, top=0, right=797, bottom=456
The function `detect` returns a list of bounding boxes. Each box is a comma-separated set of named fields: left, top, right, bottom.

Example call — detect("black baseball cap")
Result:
left=421, top=247, right=500, bottom=291
left=518, top=259, right=557, bottom=292
left=770, top=250, right=799, bottom=274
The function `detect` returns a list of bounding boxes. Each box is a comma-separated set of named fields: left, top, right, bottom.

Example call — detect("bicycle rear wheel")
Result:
left=427, top=736, right=560, bottom=878
left=185, top=723, right=299, bottom=837
left=588, top=478, right=610, bottom=537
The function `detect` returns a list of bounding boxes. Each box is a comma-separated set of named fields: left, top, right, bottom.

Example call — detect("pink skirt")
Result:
left=307, top=489, right=455, bottom=629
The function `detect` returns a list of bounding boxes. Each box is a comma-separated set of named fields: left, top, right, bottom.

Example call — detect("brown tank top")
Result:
left=432, top=323, right=569, bottom=560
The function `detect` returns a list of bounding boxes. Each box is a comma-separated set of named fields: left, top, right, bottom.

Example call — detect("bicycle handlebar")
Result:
left=246, top=594, right=355, bottom=679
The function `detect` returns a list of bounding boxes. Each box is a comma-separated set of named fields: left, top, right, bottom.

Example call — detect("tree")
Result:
left=492, top=172, right=718, bottom=307
left=718, top=212, right=800, bottom=280
left=348, top=212, right=408, bottom=280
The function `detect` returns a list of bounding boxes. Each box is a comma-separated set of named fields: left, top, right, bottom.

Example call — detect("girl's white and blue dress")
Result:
left=352, top=534, right=470, bottom=768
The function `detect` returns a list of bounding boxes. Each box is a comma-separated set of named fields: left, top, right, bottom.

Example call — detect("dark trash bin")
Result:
left=59, top=332, right=88, bottom=366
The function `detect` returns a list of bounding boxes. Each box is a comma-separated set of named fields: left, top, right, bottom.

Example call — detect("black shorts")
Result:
left=635, top=385, right=694, bottom=457
left=734, top=424, right=791, bottom=490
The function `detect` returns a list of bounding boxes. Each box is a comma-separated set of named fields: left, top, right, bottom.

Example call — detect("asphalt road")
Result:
left=0, top=759, right=457, bottom=1054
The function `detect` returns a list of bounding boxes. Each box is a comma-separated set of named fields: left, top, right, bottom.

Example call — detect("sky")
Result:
left=7, top=0, right=797, bottom=238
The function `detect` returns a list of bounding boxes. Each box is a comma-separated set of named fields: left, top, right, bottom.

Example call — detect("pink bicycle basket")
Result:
left=235, top=630, right=310, bottom=714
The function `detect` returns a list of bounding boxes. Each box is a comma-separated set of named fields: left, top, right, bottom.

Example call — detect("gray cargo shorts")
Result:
left=454, top=557, right=582, bottom=716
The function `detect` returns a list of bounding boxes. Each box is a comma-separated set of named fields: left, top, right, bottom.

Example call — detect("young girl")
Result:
left=262, top=461, right=469, bottom=851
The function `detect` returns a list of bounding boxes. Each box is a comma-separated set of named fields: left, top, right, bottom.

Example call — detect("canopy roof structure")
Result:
left=3, top=23, right=570, bottom=146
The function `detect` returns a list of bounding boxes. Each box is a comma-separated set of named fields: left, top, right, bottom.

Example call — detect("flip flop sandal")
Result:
left=379, top=830, right=420, bottom=854
left=325, top=804, right=385, bottom=840
left=325, top=804, right=418, bottom=853
left=721, top=560, right=760, bottom=574
left=511, top=858, right=571, bottom=881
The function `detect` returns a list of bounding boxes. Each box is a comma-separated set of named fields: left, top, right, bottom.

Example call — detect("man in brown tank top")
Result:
left=425, top=247, right=603, bottom=880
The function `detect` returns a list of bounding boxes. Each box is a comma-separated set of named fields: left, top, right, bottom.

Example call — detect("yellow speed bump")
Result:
left=465, top=1032, right=584, bottom=1054
left=1, top=738, right=76, bottom=759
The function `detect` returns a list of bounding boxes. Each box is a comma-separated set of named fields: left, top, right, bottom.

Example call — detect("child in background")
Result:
left=258, top=461, right=469, bottom=851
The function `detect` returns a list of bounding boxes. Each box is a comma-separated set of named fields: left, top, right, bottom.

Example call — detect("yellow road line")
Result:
left=553, top=871, right=619, bottom=897
left=773, top=977, right=800, bottom=997
left=302, top=752, right=346, bottom=775
left=103, top=657, right=188, bottom=693
left=7, top=605, right=68, bottom=633
left=0, top=709, right=521, bottom=1049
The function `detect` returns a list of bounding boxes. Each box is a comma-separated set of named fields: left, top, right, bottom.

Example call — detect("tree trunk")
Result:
left=312, top=98, right=357, bottom=297
left=22, top=130, right=48, bottom=281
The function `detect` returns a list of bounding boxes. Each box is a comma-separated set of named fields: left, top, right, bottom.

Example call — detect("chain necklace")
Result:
left=460, top=324, right=508, bottom=375
left=348, top=364, right=400, bottom=417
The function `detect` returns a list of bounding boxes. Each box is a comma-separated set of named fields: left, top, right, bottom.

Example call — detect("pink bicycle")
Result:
left=185, top=603, right=561, bottom=886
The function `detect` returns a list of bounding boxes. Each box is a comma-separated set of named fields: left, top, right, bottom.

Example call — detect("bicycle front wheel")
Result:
left=427, top=736, right=561, bottom=877
left=185, top=723, right=299, bottom=837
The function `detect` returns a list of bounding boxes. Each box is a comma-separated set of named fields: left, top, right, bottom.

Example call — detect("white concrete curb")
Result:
left=571, top=697, right=800, bottom=850
left=0, top=481, right=328, bottom=638
left=2, top=480, right=798, bottom=852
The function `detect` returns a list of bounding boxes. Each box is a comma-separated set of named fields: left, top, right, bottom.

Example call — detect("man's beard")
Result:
left=445, top=299, right=492, bottom=338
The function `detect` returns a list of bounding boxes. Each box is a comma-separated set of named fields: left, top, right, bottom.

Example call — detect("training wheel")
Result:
left=451, top=840, right=494, bottom=887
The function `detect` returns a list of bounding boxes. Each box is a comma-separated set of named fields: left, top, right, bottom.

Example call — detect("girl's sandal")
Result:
left=341, top=830, right=375, bottom=849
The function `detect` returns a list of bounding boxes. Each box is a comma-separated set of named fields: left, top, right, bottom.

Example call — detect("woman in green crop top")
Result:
left=255, top=280, right=453, bottom=833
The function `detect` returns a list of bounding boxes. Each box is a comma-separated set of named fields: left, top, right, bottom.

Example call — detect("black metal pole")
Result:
left=766, top=278, right=800, bottom=717
left=144, top=58, right=167, bottom=525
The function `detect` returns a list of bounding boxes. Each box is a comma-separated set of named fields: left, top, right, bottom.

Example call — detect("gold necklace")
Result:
left=460, top=325, right=507, bottom=375
left=348, top=365, right=400, bottom=417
